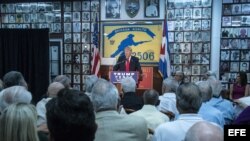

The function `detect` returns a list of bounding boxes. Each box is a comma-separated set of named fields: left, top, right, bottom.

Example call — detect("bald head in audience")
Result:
left=185, top=121, right=223, bottom=141
left=53, top=75, right=71, bottom=88
left=196, top=81, right=212, bottom=102
left=47, top=82, right=65, bottom=98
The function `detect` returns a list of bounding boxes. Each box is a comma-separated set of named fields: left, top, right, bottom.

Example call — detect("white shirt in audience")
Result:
left=153, top=114, right=203, bottom=141
left=157, top=92, right=179, bottom=118
left=131, top=105, right=169, bottom=130
left=36, top=97, right=52, bottom=126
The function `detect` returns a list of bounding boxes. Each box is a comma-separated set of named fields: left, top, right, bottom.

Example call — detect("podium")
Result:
left=110, top=71, right=139, bottom=95
left=110, top=71, right=139, bottom=83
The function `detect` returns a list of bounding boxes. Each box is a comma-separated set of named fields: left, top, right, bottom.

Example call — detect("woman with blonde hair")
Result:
left=0, top=103, right=39, bottom=141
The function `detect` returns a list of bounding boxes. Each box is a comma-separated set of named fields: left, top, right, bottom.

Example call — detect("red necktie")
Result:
left=125, top=60, right=130, bottom=71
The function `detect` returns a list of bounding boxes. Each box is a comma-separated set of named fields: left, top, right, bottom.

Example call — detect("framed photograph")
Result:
left=82, top=44, right=90, bottom=53
left=82, top=64, right=90, bottom=74
left=168, top=32, right=174, bottom=42
left=73, top=33, right=81, bottom=43
left=38, top=13, right=46, bottom=22
left=241, top=50, right=250, bottom=60
left=193, top=0, right=202, bottom=7
left=202, top=31, right=211, bottom=41
left=82, top=22, right=90, bottom=32
left=241, top=16, right=250, bottom=26
left=242, top=4, right=250, bottom=14
left=91, top=12, right=99, bottom=21
left=191, top=76, right=200, bottom=83
left=230, top=62, right=239, bottom=72
left=64, top=64, right=71, bottom=73
left=23, top=14, right=30, bottom=23
left=229, top=73, right=237, bottom=83
left=53, top=2, right=61, bottom=11
left=73, top=22, right=81, bottom=32
left=106, top=0, right=121, bottom=19
left=64, top=23, right=71, bottom=32
left=193, top=8, right=201, bottom=19
left=202, top=8, right=211, bottom=19
left=64, top=54, right=72, bottom=63
left=174, top=20, right=183, bottom=31
left=181, top=54, right=191, bottom=64
left=73, top=84, right=80, bottom=90
left=82, top=12, right=90, bottom=21
left=239, top=28, right=248, bottom=38
left=64, top=2, right=72, bottom=12
left=91, top=1, right=100, bottom=11
left=200, top=54, right=210, bottom=64
left=229, top=39, right=239, bottom=49
left=193, top=20, right=201, bottom=31
left=173, top=54, right=181, bottom=64
left=168, top=21, right=175, bottom=31
left=82, top=1, right=90, bottom=11
left=221, top=39, right=230, bottom=49
left=73, top=64, right=80, bottom=73
left=192, top=31, right=202, bottom=42
left=192, top=43, right=202, bottom=53
left=201, top=43, right=210, bottom=53
left=232, top=4, right=241, bottom=15
left=173, top=65, right=182, bottom=72
left=222, top=16, right=231, bottom=26
left=167, top=10, right=175, bottom=20
left=192, top=65, right=200, bottom=75
left=73, top=1, right=81, bottom=11
left=181, top=43, right=191, bottom=53
left=7, top=4, right=16, bottom=13
left=231, top=16, right=241, bottom=26
left=16, top=4, right=23, bottom=13
left=73, top=54, right=81, bottom=64
left=240, top=62, right=249, bottom=72
left=145, top=0, right=160, bottom=18
left=64, top=44, right=72, bottom=53
left=221, top=50, right=230, bottom=61
left=184, top=32, right=192, bottom=42
left=53, top=23, right=61, bottom=33
left=64, top=33, right=72, bottom=43
left=202, top=20, right=210, bottom=30
left=8, top=14, right=16, bottom=23
left=202, top=0, right=212, bottom=7
left=231, top=50, right=240, bottom=61
left=82, top=32, right=90, bottom=43
left=175, top=32, right=183, bottom=42
left=174, top=43, right=182, bottom=53
left=82, top=53, right=89, bottom=63
left=64, top=12, right=72, bottom=22
left=73, top=44, right=81, bottom=53
left=174, top=9, right=183, bottom=19
left=184, top=9, right=192, bottom=19
left=183, top=65, right=191, bottom=75
left=183, top=20, right=193, bottom=31
left=223, top=5, right=232, bottom=15
left=74, top=74, right=80, bottom=83
left=192, top=54, right=200, bottom=64
left=73, top=12, right=81, bottom=21
left=221, top=73, right=229, bottom=82
left=200, top=65, right=209, bottom=74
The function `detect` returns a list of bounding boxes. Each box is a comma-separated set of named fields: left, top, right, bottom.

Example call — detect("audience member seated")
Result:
left=91, top=78, right=148, bottom=141
left=53, top=75, right=71, bottom=88
left=0, top=103, right=40, bottom=141
left=36, top=82, right=64, bottom=127
left=184, top=121, right=224, bottom=141
left=120, top=77, right=143, bottom=113
left=157, top=78, right=179, bottom=120
left=46, top=88, right=97, bottom=141
left=2, top=71, right=28, bottom=89
left=206, top=71, right=235, bottom=124
left=84, top=75, right=98, bottom=98
left=233, top=106, right=250, bottom=125
left=131, top=89, right=169, bottom=131
left=174, top=71, right=184, bottom=85
left=220, top=88, right=230, bottom=100
left=153, top=83, right=203, bottom=141
left=0, top=86, right=32, bottom=113
left=196, top=81, right=225, bottom=128
left=230, top=72, right=249, bottom=100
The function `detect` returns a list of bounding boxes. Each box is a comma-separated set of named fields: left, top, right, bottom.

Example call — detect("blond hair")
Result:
left=0, top=103, right=39, bottom=141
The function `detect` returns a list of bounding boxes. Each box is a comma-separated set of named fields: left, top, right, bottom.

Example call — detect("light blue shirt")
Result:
left=153, top=114, right=203, bottom=141
left=207, top=96, right=235, bottom=124
left=198, top=102, right=225, bottom=128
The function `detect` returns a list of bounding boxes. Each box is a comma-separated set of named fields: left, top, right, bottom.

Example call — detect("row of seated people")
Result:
left=0, top=70, right=250, bottom=141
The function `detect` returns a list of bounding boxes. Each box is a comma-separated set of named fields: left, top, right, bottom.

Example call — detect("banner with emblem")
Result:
left=102, top=21, right=162, bottom=64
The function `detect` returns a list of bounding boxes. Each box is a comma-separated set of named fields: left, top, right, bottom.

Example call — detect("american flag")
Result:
left=159, top=19, right=171, bottom=79
left=91, top=16, right=100, bottom=75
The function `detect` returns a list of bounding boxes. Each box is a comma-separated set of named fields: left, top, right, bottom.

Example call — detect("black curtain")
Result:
left=0, top=29, right=49, bottom=104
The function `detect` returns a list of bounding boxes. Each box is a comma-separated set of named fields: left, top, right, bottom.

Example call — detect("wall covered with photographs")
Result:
left=220, top=0, right=250, bottom=89
left=166, top=0, right=212, bottom=83
left=0, top=0, right=100, bottom=90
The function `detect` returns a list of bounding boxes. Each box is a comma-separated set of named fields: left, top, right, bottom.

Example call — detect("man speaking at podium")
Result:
left=113, top=47, right=142, bottom=79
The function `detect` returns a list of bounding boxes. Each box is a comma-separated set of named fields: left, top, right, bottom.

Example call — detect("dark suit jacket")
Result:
left=113, top=56, right=142, bottom=74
